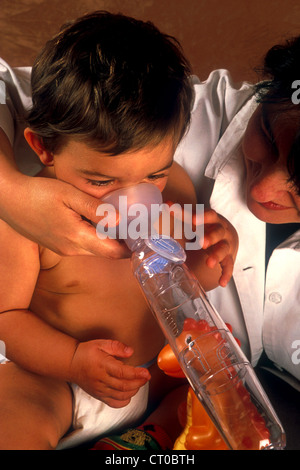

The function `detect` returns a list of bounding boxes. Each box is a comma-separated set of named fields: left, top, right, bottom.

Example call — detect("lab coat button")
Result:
left=269, top=292, right=282, bottom=304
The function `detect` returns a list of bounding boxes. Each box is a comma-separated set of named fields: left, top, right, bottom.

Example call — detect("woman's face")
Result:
left=242, top=104, right=300, bottom=224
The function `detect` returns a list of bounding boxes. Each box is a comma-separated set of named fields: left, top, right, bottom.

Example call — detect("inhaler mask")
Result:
left=97, top=183, right=186, bottom=262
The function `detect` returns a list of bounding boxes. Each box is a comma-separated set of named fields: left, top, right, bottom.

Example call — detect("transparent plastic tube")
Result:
left=100, top=184, right=286, bottom=450
left=131, top=238, right=286, bottom=450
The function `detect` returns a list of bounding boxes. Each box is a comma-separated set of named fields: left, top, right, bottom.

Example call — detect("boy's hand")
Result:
left=201, top=209, right=239, bottom=287
left=69, top=339, right=151, bottom=408
left=163, top=203, right=238, bottom=288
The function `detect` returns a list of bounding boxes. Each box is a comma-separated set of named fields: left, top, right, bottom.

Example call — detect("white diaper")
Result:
left=56, top=382, right=149, bottom=450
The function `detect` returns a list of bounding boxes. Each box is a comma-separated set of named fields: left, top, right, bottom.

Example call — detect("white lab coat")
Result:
left=0, top=61, right=299, bottom=388
left=175, top=70, right=300, bottom=389
left=0, top=58, right=41, bottom=175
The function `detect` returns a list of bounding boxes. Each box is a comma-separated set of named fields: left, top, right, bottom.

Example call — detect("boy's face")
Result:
left=242, top=104, right=300, bottom=224
left=38, top=136, right=175, bottom=198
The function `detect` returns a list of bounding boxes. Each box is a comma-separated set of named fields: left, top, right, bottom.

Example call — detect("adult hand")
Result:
left=1, top=174, right=130, bottom=258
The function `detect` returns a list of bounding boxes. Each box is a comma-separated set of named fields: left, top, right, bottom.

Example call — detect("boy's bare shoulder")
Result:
left=163, top=162, right=196, bottom=205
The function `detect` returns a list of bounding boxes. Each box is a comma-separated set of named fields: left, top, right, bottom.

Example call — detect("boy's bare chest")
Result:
left=31, top=248, right=152, bottom=338
left=31, top=248, right=164, bottom=364
left=36, top=248, right=140, bottom=299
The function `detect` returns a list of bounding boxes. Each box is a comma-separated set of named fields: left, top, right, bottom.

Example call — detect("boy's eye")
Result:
left=86, top=173, right=167, bottom=187
left=87, top=179, right=114, bottom=187
left=147, top=173, right=167, bottom=181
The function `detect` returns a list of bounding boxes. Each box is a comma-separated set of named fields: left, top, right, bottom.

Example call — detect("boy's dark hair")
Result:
left=255, top=36, right=300, bottom=195
left=26, top=11, right=193, bottom=155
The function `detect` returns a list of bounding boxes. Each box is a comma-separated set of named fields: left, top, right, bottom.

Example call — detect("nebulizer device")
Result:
left=97, top=183, right=286, bottom=450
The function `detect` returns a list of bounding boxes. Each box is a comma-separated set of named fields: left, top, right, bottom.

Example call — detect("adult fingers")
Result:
left=73, top=215, right=131, bottom=258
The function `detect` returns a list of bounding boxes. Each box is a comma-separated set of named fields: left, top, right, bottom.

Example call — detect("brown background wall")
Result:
left=0, top=0, right=300, bottom=83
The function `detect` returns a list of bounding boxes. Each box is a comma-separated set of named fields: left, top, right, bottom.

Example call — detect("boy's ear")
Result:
left=24, top=128, right=54, bottom=166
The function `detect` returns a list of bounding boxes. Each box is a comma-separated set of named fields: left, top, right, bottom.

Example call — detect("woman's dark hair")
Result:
left=26, top=11, right=193, bottom=155
left=255, top=36, right=300, bottom=194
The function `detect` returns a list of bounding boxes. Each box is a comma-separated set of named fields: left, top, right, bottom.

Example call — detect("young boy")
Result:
left=0, top=11, right=238, bottom=450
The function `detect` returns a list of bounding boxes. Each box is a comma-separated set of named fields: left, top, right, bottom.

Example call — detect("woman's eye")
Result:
left=247, top=159, right=262, bottom=177
left=264, top=129, right=275, bottom=146
left=260, top=118, right=278, bottom=153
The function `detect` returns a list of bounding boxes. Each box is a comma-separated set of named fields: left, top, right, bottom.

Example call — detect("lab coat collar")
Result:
left=205, top=94, right=258, bottom=180
left=205, top=97, right=266, bottom=364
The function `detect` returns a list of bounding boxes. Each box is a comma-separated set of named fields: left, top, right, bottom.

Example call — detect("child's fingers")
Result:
left=219, top=254, right=234, bottom=287
left=100, top=362, right=150, bottom=405
left=205, top=239, right=230, bottom=268
left=101, top=382, right=144, bottom=401
left=203, top=209, right=220, bottom=224
left=164, top=200, right=204, bottom=228
left=106, top=358, right=151, bottom=383
left=202, top=223, right=226, bottom=250
left=105, top=380, right=149, bottom=399
left=97, top=339, right=134, bottom=358
left=96, top=381, right=140, bottom=408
